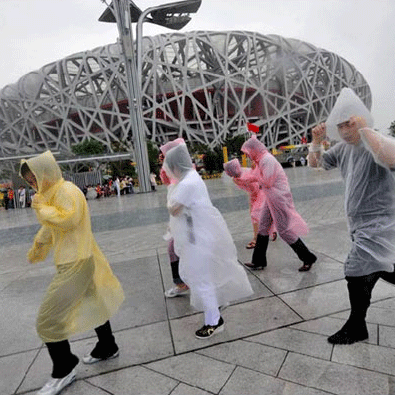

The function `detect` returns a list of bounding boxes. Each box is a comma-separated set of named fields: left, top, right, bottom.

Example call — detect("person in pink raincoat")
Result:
left=223, top=159, right=276, bottom=249
left=159, top=138, right=190, bottom=298
left=241, top=136, right=317, bottom=271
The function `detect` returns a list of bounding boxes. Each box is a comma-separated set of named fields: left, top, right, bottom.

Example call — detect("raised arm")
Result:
left=308, top=123, right=326, bottom=168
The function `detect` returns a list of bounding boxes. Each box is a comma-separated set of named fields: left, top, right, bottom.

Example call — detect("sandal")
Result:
left=246, top=241, right=256, bottom=249
left=298, top=262, right=314, bottom=272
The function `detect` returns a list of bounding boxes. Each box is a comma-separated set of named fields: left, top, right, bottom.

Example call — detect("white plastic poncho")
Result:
left=164, top=145, right=253, bottom=312
left=21, top=151, right=124, bottom=342
left=322, top=88, right=395, bottom=276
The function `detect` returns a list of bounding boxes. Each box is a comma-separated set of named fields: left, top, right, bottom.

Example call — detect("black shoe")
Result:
left=327, top=325, right=368, bottom=344
left=195, top=317, right=225, bottom=339
left=244, top=262, right=266, bottom=270
left=82, top=342, right=119, bottom=364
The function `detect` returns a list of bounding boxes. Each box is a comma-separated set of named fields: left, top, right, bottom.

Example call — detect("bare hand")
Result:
left=349, top=115, right=368, bottom=130
left=311, top=123, right=326, bottom=144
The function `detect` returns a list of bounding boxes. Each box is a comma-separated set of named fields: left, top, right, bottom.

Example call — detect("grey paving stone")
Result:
left=290, top=316, right=378, bottom=345
left=279, top=279, right=395, bottom=321
left=378, top=325, right=395, bottom=348
left=278, top=352, right=390, bottom=395
left=86, top=366, right=178, bottom=395
left=247, top=327, right=332, bottom=360
left=18, top=321, right=174, bottom=394
left=146, top=353, right=235, bottom=393
left=20, top=379, right=112, bottom=395
left=219, top=366, right=333, bottom=395
left=170, top=383, right=213, bottom=395
left=196, top=339, right=287, bottom=376
left=169, top=297, right=301, bottom=354
left=0, top=350, right=37, bottom=395
left=332, top=342, right=395, bottom=376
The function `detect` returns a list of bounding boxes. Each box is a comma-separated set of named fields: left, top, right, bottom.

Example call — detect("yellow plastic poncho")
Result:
left=21, top=151, right=124, bottom=343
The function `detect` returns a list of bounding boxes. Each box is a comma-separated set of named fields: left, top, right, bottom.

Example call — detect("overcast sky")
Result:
left=0, top=0, right=394, bottom=131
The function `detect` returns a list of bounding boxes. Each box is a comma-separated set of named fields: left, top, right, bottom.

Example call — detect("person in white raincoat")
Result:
left=309, top=87, right=395, bottom=344
left=164, top=144, right=253, bottom=339
left=20, top=151, right=124, bottom=395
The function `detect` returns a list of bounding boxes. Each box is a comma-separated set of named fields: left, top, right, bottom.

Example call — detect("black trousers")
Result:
left=346, top=269, right=395, bottom=325
left=252, top=235, right=315, bottom=267
left=46, top=320, right=116, bottom=378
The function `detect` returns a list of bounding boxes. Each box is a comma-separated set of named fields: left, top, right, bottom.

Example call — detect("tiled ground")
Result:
left=2, top=166, right=395, bottom=395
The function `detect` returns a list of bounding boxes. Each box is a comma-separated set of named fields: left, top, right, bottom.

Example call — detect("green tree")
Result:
left=202, top=146, right=224, bottom=173
left=108, top=141, right=136, bottom=179
left=146, top=140, right=160, bottom=175
left=71, top=139, right=106, bottom=172
left=71, top=139, right=105, bottom=155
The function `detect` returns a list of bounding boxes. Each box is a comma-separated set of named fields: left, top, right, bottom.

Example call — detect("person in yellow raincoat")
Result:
left=20, top=151, right=124, bottom=395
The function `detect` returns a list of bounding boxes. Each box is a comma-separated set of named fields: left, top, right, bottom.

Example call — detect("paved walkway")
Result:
left=2, top=166, right=395, bottom=395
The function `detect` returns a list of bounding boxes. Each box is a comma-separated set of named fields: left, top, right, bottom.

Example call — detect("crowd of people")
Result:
left=81, top=176, right=135, bottom=200
left=15, top=87, right=395, bottom=395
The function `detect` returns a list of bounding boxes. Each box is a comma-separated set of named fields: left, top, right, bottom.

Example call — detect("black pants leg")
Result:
left=170, top=260, right=184, bottom=285
left=90, top=320, right=118, bottom=359
left=251, top=234, right=269, bottom=267
left=328, top=272, right=380, bottom=344
left=46, top=340, right=79, bottom=379
left=289, top=238, right=317, bottom=271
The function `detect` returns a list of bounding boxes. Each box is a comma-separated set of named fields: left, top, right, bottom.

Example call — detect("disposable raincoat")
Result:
left=21, top=151, right=124, bottom=343
left=159, top=138, right=186, bottom=185
left=164, top=145, right=253, bottom=312
left=321, top=88, right=395, bottom=276
left=223, top=158, right=265, bottom=224
left=241, top=136, right=309, bottom=244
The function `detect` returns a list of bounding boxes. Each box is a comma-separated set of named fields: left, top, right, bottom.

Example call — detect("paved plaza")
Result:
left=2, top=166, right=395, bottom=395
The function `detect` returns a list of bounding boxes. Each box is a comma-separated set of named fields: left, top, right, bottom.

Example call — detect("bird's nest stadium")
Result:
left=0, top=30, right=371, bottom=174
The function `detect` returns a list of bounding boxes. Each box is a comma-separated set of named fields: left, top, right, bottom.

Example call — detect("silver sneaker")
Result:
left=37, top=369, right=76, bottom=395
left=164, top=285, right=189, bottom=298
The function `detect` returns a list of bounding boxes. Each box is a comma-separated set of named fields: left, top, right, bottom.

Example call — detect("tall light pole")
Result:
left=99, top=0, right=202, bottom=193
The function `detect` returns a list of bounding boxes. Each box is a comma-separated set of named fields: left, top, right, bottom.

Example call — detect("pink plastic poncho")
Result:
left=241, top=136, right=308, bottom=243
left=223, top=159, right=265, bottom=224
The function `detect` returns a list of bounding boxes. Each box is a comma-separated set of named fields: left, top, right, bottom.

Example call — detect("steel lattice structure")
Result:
left=0, top=30, right=371, bottom=166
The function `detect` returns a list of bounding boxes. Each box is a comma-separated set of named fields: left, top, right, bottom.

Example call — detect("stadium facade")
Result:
left=0, top=30, right=371, bottom=170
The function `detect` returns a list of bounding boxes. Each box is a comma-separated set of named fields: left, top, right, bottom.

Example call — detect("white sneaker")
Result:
left=82, top=350, right=119, bottom=364
left=164, top=285, right=189, bottom=298
left=37, top=369, right=76, bottom=395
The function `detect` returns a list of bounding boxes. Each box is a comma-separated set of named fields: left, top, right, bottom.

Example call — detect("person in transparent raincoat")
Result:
left=159, top=138, right=190, bottom=298
left=309, top=87, right=395, bottom=344
left=20, top=151, right=124, bottom=395
left=164, top=144, right=253, bottom=339
left=240, top=136, right=317, bottom=271
left=223, top=158, right=277, bottom=249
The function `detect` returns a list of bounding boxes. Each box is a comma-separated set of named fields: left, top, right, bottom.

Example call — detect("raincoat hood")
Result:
left=20, top=150, right=62, bottom=194
left=241, top=136, right=268, bottom=163
left=160, top=138, right=186, bottom=155
left=326, top=87, right=374, bottom=141
left=223, top=158, right=242, bottom=178
left=163, top=144, right=193, bottom=181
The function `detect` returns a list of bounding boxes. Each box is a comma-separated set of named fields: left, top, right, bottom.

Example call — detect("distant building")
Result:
left=0, top=30, right=371, bottom=170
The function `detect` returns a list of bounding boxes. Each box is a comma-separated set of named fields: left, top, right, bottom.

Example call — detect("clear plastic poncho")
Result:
left=164, top=145, right=253, bottom=312
left=241, top=136, right=309, bottom=244
left=325, top=87, right=374, bottom=141
left=21, top=151, right=124, bottom=342
left=321, top=89, right=395, bottom=276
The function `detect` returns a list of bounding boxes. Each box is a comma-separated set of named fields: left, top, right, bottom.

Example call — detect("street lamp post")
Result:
left=99, top=0, right=202, bottom=193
